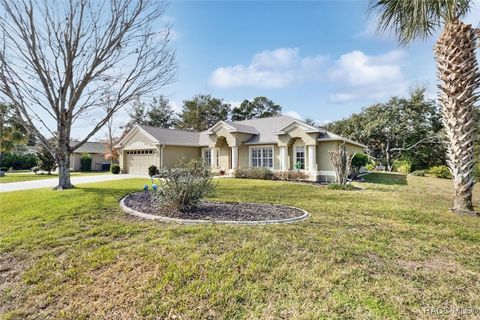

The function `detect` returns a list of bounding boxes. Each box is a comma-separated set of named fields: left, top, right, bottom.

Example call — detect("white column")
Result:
left=280, top=146, right=288, bottom=171
left=308, top=145, right=316, bottom=172
left=231, top=147, right=238, bottom=169
left=210, top=148, right=217, bottom=169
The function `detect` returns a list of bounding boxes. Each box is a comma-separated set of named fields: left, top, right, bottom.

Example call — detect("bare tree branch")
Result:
left=0, top=0, right=176, bottom=189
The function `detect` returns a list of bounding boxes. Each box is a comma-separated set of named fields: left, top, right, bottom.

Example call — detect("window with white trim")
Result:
left=250, top=146, right=273, bottom=169
left=202, top=148, right=219, bottom=167
left=295, top=145, right=305, bottom=169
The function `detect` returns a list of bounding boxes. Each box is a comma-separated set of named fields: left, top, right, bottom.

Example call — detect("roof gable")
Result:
left=273, top=119, right=322, bottom=135
left=115, top=126, right=159, bottom=148
left=204, top=121, right=258, bottom=135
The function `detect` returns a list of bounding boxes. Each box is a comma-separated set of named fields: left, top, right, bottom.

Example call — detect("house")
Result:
left=69, top=141, right=109, bottom=171
left=115, top=115, right=366, bottom=181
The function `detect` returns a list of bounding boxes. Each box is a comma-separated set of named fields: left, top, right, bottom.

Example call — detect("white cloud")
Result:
left=329, top=50, right=403, bottom=86
left=284, top=110, right=302, bottom=120
left=169, top=100, right=182, bottom=113
left=226, top=100, right=242, bottom=109
left=328, top=49, right=407, bottom=103
left=209, top=47, right=408, bottom=104
left=160, top=15, right=176, bottom=24
left=209, top=48, right=327, bottom=89
left=354, top=18, right=378, bottom=39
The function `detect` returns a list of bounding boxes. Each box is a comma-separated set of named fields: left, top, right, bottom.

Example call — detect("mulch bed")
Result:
left=123, top=192, right=305, bottom=221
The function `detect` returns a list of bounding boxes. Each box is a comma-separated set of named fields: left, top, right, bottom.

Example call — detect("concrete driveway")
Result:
left=0, top=174, right=143, bottom=193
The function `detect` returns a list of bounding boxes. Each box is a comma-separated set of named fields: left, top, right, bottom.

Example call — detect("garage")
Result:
left=125, top=149, right=156, bottom=175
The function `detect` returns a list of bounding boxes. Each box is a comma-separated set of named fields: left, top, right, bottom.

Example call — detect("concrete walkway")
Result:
left=0, top=174, right=143, bottom=193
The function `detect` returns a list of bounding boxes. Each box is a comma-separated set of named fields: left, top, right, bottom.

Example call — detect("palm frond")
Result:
left=370, top=0, right=473, bottom=45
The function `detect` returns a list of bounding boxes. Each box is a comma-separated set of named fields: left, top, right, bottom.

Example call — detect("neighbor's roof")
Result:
left=71, top=141, right=105, bottom=154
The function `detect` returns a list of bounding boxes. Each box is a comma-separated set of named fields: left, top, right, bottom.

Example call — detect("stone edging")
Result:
left=119, top=195, right=310, bottom=225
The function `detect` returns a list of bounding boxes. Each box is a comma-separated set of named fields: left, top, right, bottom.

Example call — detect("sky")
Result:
left=87, top=0, right=479, bottom=137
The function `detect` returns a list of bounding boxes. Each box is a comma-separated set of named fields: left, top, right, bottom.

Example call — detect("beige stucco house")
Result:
left=115, top=115, right=366, bottom=181
left=69, top=141, right=108, bottom=171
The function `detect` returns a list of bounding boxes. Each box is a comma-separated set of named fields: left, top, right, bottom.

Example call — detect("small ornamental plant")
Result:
left=148, top=165, right=159, bottom=177
left=294, top=161, right=303, bottom=172
left=152, top=159, right=216, bottom=212
left=111, top=164, right=120, bottom=174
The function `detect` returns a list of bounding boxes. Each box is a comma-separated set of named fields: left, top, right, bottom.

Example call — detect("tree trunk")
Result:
left=385, top=140, right=393, bottom=172
left=434, top=20, right=478, bottom=214
left=55, top=151, right=73, bottom=189
left=54, top=128, right=74, bottom=190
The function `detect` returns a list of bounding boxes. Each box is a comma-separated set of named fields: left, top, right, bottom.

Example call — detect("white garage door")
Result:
left=126, top=150, right=155, bottom=175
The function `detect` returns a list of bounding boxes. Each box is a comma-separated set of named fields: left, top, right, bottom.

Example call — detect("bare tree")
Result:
left=329, top=148, right=355, bottom=186
left=0, top=0, right=175, bottom=189
left=103, top=101, right=119, bottom=166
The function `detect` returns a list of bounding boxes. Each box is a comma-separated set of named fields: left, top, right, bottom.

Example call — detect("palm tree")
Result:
left=371, top=0, right=479, bottom=214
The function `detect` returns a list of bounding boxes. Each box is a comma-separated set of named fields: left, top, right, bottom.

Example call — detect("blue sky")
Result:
left=102, top=0, right=479, bottom=137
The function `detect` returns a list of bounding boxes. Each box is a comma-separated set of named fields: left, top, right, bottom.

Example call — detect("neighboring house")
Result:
left=115, top=115, right=366, bottom=181
left=70, top=141, right=109, bottom=171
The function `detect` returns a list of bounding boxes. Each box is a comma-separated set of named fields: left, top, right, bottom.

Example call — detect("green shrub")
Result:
left=111, top=164, right=120, bottom=174
left=0, top=153, right=38, bottom=170
left=274, top=171, right=308, bottom=181
left=37, top=145, right=56, bottom=174
left=365, top=163, right=375, bottom=171
left=410, top=169, right=426, bottom=176
left=428, top=165, right=452, bottom=179
left=327, top=183, right=356, bottom=191
left=153, top=159, right=216, bottom=212
left=351, top=153, right=369, bottom=172
left=80, top=153, right=92, bottom=171
left=234, top=167, right=274, bottom=180
left=393, top=159, right=412, bottom=175
left=148, top=165, right=159, bottom=177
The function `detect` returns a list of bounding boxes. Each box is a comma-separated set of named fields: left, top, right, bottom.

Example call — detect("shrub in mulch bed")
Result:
left=123, top=192, right=305, bottom=221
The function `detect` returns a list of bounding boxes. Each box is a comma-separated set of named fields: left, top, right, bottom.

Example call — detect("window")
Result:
left=202, top=148, right=219, bottom=167
left=250, top=147, right=273, bottom=169
left=295, top=146, right=305, bottom=170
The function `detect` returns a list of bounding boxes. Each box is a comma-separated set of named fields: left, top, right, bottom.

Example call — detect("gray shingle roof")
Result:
left=139, top=125, right=203, bottom=146
left=134, top=116, right=365, bottom=148
left=317, top=131, right=367, bottom=148
left=223, top=122, right=258, bottom=134
left=234, top=115, right=299, bottom=144
left=71, top=141, right=105, bottom=154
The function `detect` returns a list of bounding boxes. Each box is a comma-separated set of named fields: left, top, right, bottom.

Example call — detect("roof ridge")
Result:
left=231, top=115, right=296, bottom=124
left=139, top=124, right=200, bottom=134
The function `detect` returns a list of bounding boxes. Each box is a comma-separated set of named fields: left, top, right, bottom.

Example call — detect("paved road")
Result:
left=0, top=174, right=144, bottom=193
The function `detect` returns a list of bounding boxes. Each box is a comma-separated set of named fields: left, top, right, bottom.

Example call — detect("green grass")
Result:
left=0, top=174, right=479, bottom=319
left=0, top=171, right=111, bottom=184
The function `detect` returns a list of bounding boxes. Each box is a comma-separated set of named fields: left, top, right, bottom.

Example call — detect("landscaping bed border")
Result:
left=119, top=194, right=310, bottom=225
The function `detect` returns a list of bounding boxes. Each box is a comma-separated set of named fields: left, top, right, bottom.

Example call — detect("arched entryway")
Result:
left=204, top=135, right=239, bottom=172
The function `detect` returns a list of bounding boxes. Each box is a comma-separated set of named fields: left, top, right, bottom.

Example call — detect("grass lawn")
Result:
left=0, top=174, right=479, bottom=319
left=0, top=171, right=111, bottom=184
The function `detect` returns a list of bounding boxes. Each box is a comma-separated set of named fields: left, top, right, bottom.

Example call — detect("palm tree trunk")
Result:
left=434, top=20, right=478, bottom=214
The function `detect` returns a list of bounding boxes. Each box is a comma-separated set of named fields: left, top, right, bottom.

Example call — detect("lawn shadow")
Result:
left=362, top=172, right=408, bottom=185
